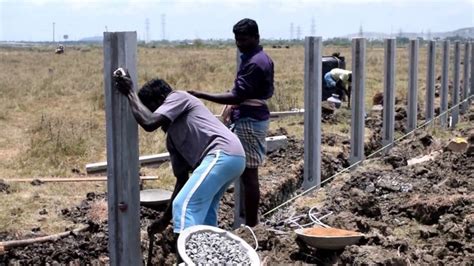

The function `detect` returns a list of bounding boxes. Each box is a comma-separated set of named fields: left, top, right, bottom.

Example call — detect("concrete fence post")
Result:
left=103, top=31, right=142, bottom=266
left=461, top=42, right=471, bottom=113
left=407, top=39, right=419, bottom=132
left=382, top=38, right=396, bottom=151
left=350, top=38, right=366, bottom=165
left=303, top=36, right=322, bottom=190
left=425, top=40, right=436, bottom=122
left=233, top=49, right=246, bottom=228
left=471, top=42, right=474, bottom=101
left=452, top=41, right=460, bottom=127
left=440, top=40, right=450, bottom=127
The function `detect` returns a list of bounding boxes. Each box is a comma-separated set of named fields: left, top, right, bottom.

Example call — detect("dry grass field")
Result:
left=0, top=42, right=463, bottom=235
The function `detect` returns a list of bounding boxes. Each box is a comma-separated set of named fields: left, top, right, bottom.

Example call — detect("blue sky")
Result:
left=0, top=0, right=473, bottom=41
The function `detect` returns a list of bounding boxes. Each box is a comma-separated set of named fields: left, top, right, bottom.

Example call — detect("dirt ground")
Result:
left=1, top=106, right=473, bottom=265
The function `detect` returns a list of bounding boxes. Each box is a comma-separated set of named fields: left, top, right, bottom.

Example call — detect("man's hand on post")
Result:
left=113, top=68, right=134, bottom=96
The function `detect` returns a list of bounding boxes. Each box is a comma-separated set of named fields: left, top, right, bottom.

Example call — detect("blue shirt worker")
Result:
left=113, top=69, right=246, bottom=250
left=188, top=18, right=274, bottom=227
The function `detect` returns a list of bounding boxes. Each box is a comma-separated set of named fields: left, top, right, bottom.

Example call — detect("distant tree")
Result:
left=398, top=28, right=404, bottom=38
left=446, top=35, right=466, bottom=42
left=396, top=36, right=410, bottom=45
left=323, top=38, right=351, bottom=46
left=193, top=39, right=204, bottom=47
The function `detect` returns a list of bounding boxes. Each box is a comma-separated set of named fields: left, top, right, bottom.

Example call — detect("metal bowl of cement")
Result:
left=178, top=225, right=260, bottom=266
left=139, top=189, right=172, bottom=207
left=295, top=226, right=363, bottom=250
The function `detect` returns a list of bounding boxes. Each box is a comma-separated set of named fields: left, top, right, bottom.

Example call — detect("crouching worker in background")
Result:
left=113, top=69, right=245, bottom=261
left=324, top=68, right=352, bottom=108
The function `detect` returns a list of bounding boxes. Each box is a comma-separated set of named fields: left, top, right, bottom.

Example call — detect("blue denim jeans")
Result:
left=172, top=150, right=245, bottom=233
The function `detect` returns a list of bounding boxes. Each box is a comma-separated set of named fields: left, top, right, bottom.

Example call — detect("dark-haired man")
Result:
left=113, top=69, right=246, bottom=238
left=188, top=18, right=274, bottom=227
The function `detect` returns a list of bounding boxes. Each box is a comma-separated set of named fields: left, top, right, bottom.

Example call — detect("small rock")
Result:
left=365, top=182, right=376, bottom=193
left=31, top=179, right=44, bottom=186
left=86, top=192, right=96, bottom=200
left=376, top=177, right=401, bottom=192
left=321, top=101, right=336, bottom=114
left=61, top=208, right=70, bottom=216
left=71, top=168, right=81, bottom=174
left=371, top=104, right=383, bottom=112
left=372, top=92, right=383, bottom=105
left=384, top=155, right=407, bottom=169
left=468, top=113, right=474, bottom=121
left=415, top=167, right=429, bottom=176
left=419, top=226, right=438, bottom=239
left=395, top=106, right=407, bottom=120
left=39, top=209, right=48, bottom=215
left=0, top=179, right=10, bottom=194
left=423, top=254, right=435, bottom=263
left=466, top=145, right=474, bottom=156
left=419, top=134, right=434, bottom=147
left=434, top=247, right=448, bottom=259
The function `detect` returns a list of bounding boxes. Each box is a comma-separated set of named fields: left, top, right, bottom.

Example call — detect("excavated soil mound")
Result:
left=233, top=118, right=474, bottom=265
left=1, top=107, right=472, bottom=265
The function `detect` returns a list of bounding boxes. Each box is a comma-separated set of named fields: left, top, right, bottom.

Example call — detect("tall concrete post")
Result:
left=425, top=40, right=436, bottom=122
left=103, top=32, right=142, bottom=266
left=303, top=36, right=322, bottom=190
left=440, top=41, right=450, bottom=127
left=350, top=38, right=366, bottom=165
left=471, top=43, right=474, bottom=101
left=407, top=39, right=419, bottom=132
left=461, top=42, right=471, bottom=113
left=452, top=41, right=460, bottom=127
left=382, top=38, right=396, bottom=151
left=469, top=42, right=474, bottom=104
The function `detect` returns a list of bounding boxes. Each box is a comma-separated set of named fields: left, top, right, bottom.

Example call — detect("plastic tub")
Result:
left=295, top=226, right=363, bottom=250
left=177, top=225, right=260, bottom=265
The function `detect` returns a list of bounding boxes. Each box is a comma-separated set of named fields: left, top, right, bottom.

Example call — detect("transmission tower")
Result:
left=296, top=25, right=301, bottom=40
left=145, top=18, right=150, bottom=43
left=53, top=22, right=55, bottom=42
left=310, top=17, right=316, bottom=36
left=290, top=22, right=294, bottom=40
left=359, top=24, right=363, bottom=37
left=161, top=14, right=166, bottom=40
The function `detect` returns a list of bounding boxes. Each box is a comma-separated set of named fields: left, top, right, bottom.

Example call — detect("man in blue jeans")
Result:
left=113, top=70, right=246, bottom=251
left=189, top=18, right=274, bottom=227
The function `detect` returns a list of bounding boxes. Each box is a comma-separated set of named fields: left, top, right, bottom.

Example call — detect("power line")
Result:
left=145, top=18, right=150, bottom=43
left=290, top=22, right=294, bottom=40
left=161, top=14, right=166, bottom=40
left=310, top=17, right=316, bottom=36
